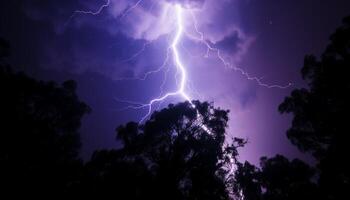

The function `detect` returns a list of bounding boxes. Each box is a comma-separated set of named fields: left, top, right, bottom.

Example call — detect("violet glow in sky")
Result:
left=1, top=0, right=350, bottom=164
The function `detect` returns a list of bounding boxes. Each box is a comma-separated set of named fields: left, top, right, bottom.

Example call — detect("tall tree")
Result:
left=279, top=16, right=350, bottom=199
left=0, top=40, right=91, bottom=196
left=233, top=155, right=318, bottom=200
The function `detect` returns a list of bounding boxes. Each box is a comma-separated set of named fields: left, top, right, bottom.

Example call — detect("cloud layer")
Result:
left=18, top=0, right=252, bottom=80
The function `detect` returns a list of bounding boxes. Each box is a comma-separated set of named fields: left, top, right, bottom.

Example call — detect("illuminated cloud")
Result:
left=18, top=0, right=253, bottom=81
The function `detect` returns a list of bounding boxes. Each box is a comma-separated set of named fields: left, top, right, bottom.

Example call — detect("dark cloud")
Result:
left=215, top=31, right=244, bottom=53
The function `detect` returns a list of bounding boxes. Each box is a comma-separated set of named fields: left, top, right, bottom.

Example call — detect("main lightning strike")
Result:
left=129, top=5, right=210, bottom=134
left=116, top=5, right=211, bottom=136
left=134, top=5, right=193, bottom=123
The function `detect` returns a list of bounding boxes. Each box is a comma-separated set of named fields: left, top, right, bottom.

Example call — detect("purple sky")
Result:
left=1, top=0, right=350, bottom=164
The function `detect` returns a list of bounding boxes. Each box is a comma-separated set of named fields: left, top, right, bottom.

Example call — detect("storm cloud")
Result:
left=13, top=0, right=251, bottom=79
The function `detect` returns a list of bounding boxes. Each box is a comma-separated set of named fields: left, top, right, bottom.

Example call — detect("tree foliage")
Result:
left=81, top=101, right=245, bottom=199
left=233, top=155, right=318, bottom=200
left=0, top=41, right=91, bottom=196
left=279, top=16, right=350, bottom=199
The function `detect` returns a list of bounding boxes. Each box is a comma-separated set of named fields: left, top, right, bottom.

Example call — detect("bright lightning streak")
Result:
left=172, top=5, right=191, bottom=102
left=114, top=5, right=208, bottom=134
left=134, top=4, right=193, bottom=123
left=130, top=5, right=210, bottom=134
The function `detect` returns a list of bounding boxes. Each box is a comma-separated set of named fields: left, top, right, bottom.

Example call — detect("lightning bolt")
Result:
left=113, top=5, right=210, bottom=134
left=129, top=5, right=191, bottom=123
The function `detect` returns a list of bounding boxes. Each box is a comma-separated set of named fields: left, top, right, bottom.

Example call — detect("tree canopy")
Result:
left=279, top=16, right=350, bottom=200
left=233, top=155, right=318, bottom=200
left=80, top=101, right=246, bottom=199
left=0, top=42, right=91, bottom=196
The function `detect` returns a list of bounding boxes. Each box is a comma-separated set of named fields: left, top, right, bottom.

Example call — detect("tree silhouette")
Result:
left=0, top=40, right=91, bottom=196
left=233, top=155, right=318, bottom=200
left=81, top=101, right=246, bottom=199
left=279, top=16, right=350, bottom=199
left=0, top=38, right=10, bottom=60
left=233, top=160, right=262, bottom=200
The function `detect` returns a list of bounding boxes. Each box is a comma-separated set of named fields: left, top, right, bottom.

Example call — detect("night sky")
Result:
left=1, top=0, right=350, bottom=164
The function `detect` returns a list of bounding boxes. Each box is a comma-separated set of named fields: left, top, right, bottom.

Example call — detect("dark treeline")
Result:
left=0, top=16, right=349, bottom=199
